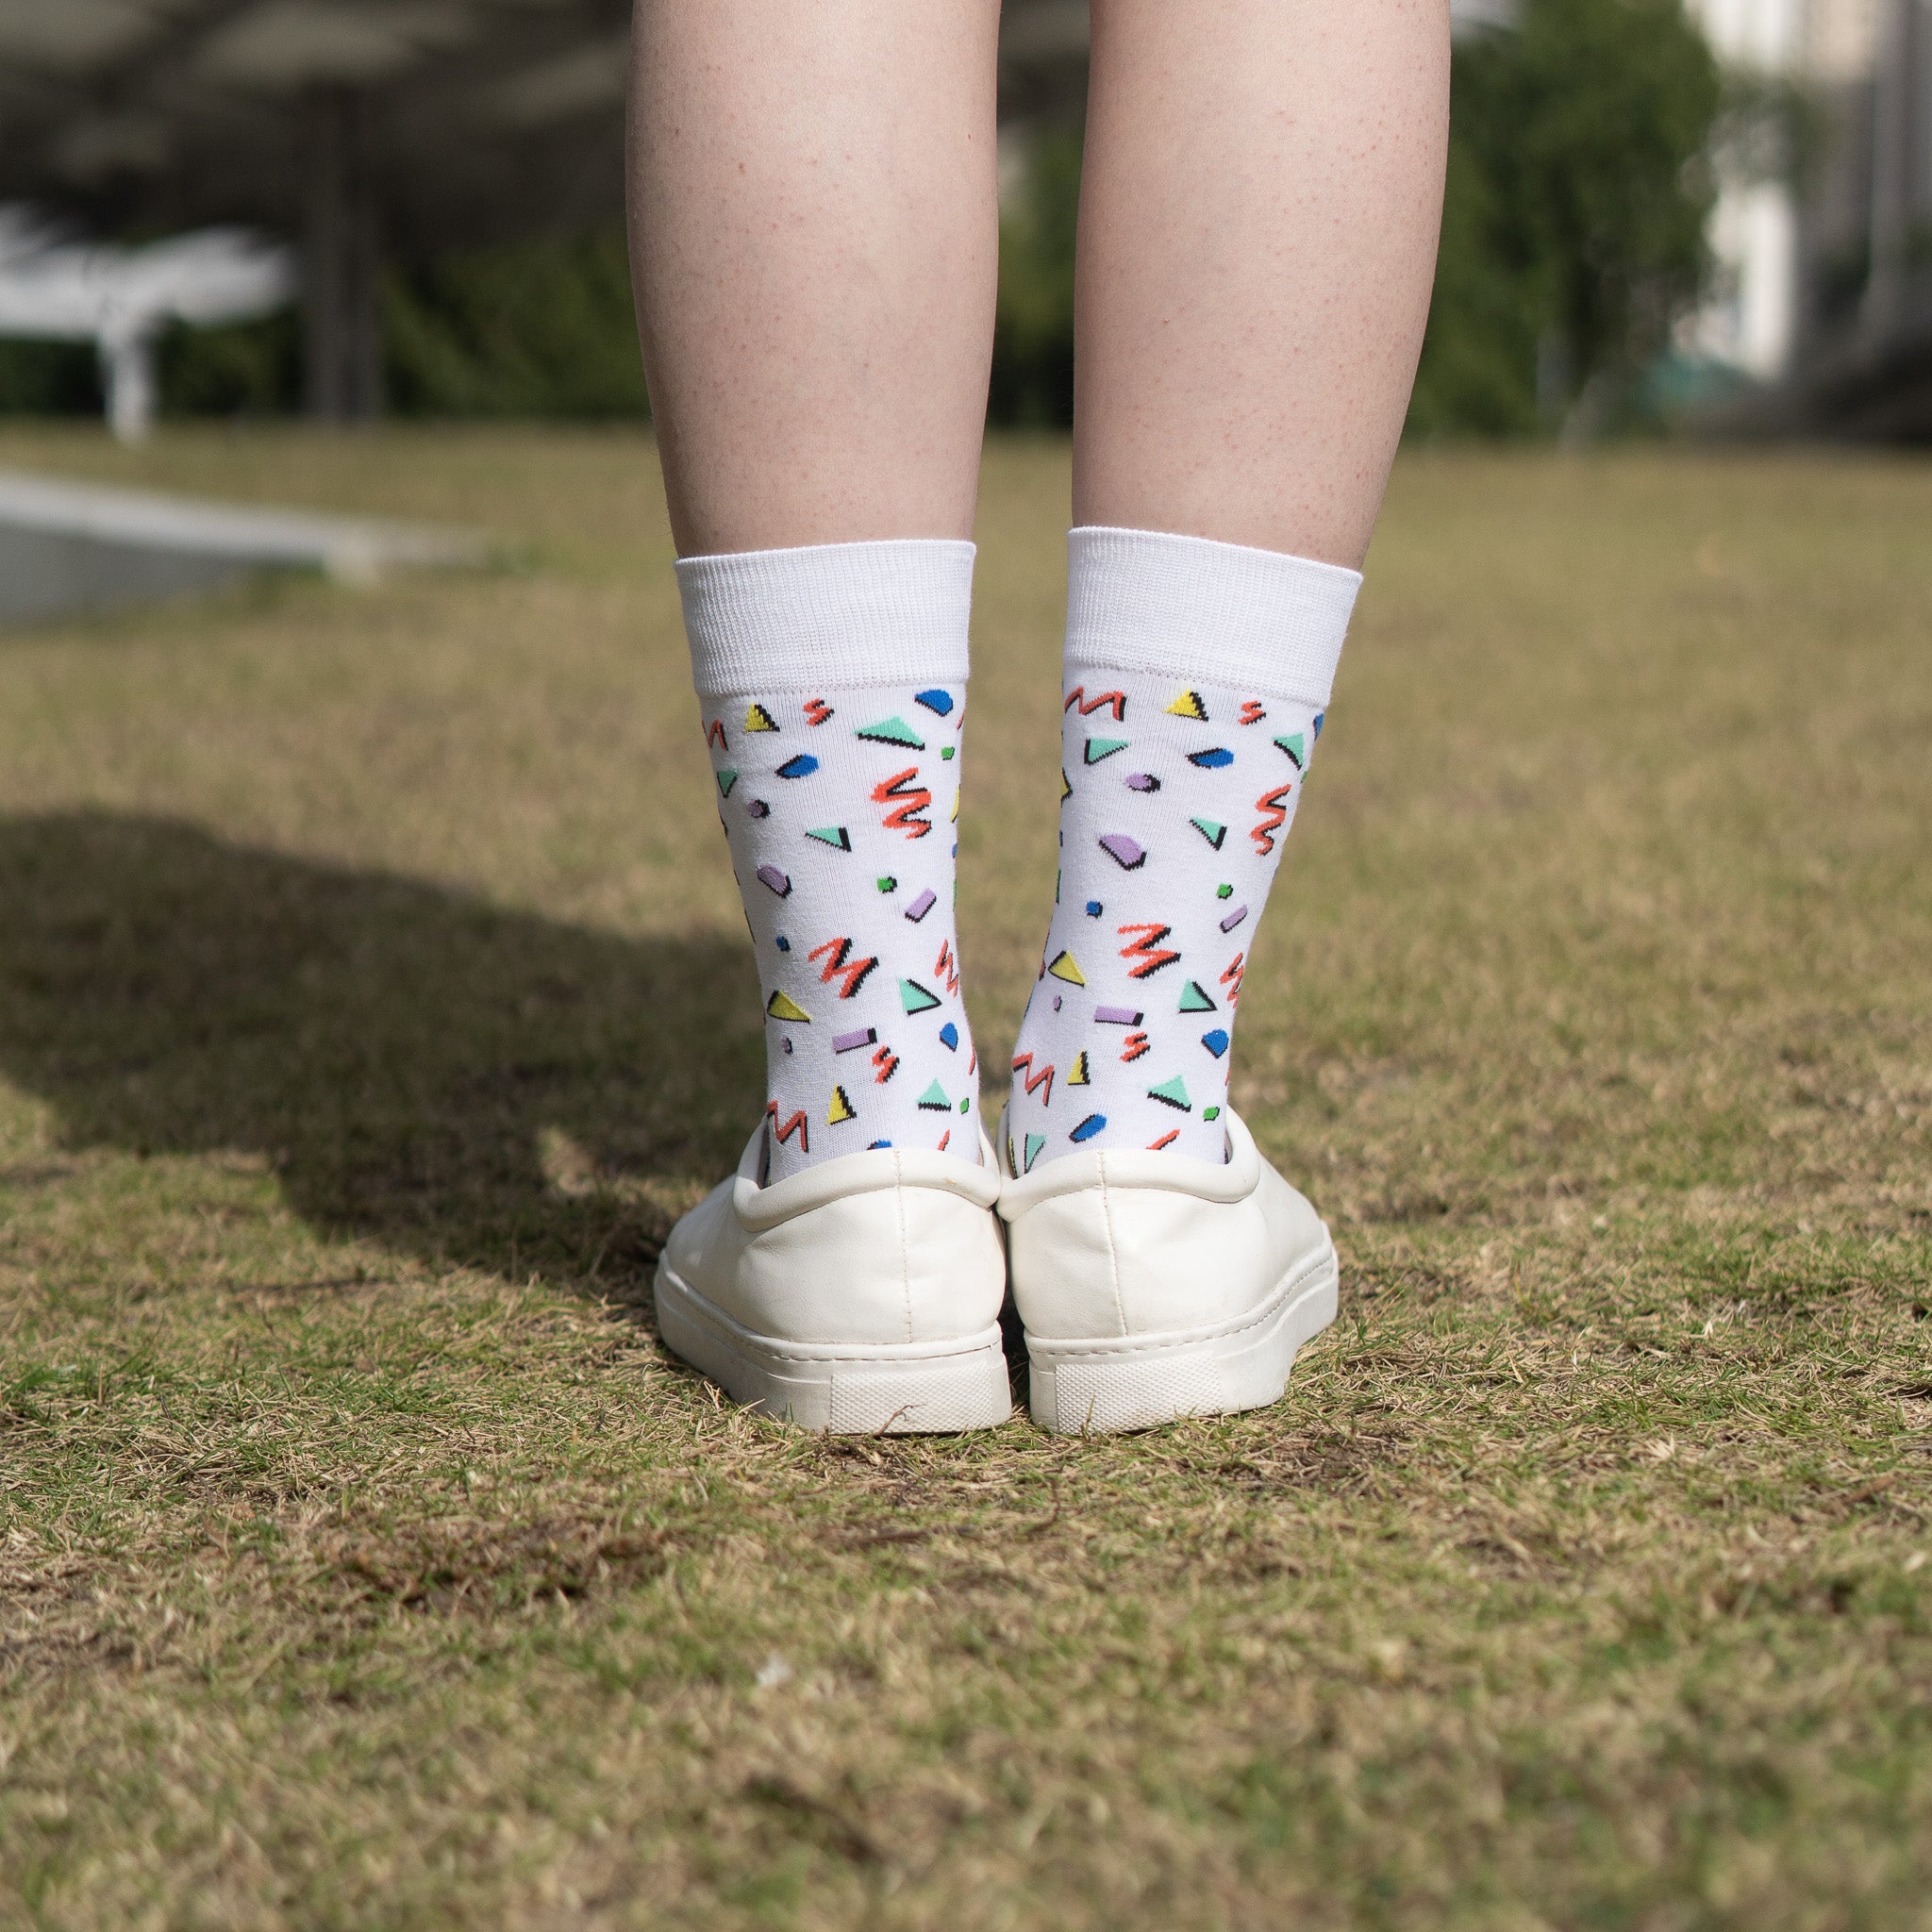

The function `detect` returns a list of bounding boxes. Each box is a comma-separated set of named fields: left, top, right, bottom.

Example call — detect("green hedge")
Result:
left=383, top=228, right=648, bottom=418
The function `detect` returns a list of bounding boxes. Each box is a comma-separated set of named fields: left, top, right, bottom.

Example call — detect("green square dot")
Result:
left=959, top=1098, right=971, bottom=1113
left=1203, top=1106, right=1221, bottom=1121
left=941, top=745, right=956, bottom=759
left=1216, top=884, right=1233, bottom=898
left=875, top=876, right=896, bottom=892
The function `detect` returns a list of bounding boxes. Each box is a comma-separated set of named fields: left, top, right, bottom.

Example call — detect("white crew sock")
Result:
left=1007, top=526, right=1360, bottom=1170
left=680, top=539, right=981, bottom=1184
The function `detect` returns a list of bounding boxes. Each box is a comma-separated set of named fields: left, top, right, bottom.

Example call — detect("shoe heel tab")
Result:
left=998, top=1109, right=1261, bottom=1220
left=734, top=1141, right=1000, bottom=1233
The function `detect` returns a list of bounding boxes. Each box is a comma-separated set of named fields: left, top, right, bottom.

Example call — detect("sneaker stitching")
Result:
left=658, top=1264, right=1002, bottom=1365
left=895, top=1149, right=913, bottom=1344
left=1026, top=1249, right=1334, bottom=1360
left=1096, top=1157, right=1129, bottom=1338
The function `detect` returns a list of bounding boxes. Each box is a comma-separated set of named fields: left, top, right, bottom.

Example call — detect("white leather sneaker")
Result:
left=653, top=1127, right=1012, bottom=1433
left=996, top=1108, right=1338, bottom=1434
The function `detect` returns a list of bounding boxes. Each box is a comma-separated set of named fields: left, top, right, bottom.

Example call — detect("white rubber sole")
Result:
left=1024, top=1240, right=1339, bottom=1435
left=654, top=1259, right=1013, bottom=1434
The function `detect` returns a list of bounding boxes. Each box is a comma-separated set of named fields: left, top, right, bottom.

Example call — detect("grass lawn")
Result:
left=0, top=426, right=1928, bottom=1930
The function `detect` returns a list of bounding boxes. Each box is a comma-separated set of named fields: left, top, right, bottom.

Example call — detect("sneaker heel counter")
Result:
left=898, top=1186, right=1008, bottom=1341
left=732, top=1186, right=925, bottom=1345
left=1007, top=1189, right=1129, bottom=1342
left=1107, top=1189, right=1269, bottom=1333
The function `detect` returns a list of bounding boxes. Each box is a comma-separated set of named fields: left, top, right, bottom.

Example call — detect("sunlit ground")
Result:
left=1, top=425, right=1928, bottom=1929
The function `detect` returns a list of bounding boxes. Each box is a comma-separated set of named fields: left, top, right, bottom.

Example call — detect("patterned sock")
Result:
left=679, top=539, right=980, bottom=1184
left=1008, top=526, right=1360, bottom=1169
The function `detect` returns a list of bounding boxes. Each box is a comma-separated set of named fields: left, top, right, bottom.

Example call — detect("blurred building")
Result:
left=1685, top=0, right=1932, bottom=432
left=0, top=1, right=635, bottom=421
left=0, top=212, right=292, bottom=438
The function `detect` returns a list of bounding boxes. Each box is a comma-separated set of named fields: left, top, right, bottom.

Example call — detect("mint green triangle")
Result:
left=1147, top=1074, right=1191, bottom=1110
left=858, top=716, right=925, bottom=749
left=917, top=1077, right=950, bottom=1108
left=1024, top=1133, right=1046, bottom=1173
left=1177, top=981, right=1216, bottom=1013
left=899, top=978, right=941, bottom=1014
left=1274, top=732, right=1307, bottom=767
left=716, top=769, right=738, bottom=797
left=805, top=825, right=851, bottom=850
left=1190, top=817, right=1226, bottom=849
left=1084, top=737, right=1129, bottom=764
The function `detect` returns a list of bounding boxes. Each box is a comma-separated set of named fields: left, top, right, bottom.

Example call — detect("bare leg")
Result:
left=1074, top=1, right=1451, bottom=567
left=625, top=1, right=1005, bottom=1202
left=626, top=0, right=1003, bottom=556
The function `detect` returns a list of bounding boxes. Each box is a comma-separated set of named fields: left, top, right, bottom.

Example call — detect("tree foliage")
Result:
left=0, top=339, right=101, bottom=415
left=382, top=228, right=648, bottom=418
left=993, top=0, right=1723, bottom=436
left=1411, top=0, right=1722, bottom=434
left=989, top=128, right=1082, bottom=427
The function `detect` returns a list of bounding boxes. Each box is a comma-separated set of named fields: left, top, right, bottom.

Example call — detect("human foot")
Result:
left=997, top=1106, right=1336, bottom=1433
left=655, top=1124, right=1011, bottom=1432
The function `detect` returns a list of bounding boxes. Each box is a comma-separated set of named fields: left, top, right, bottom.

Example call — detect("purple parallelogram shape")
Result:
left=1094, top=1005, right=1143, bottom=1026
left=756, top=864, right=791, bottom=896
left=833, top=1026, right=877, bottom=1054
left=903, top=887, right=937, bottom=923
left=1099, top=834, right=1145, bottom=870
left=1219, top=904, right=1248, bottom=932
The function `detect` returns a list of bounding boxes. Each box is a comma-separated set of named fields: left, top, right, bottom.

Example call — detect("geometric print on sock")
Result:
left=702, top=680, right=978, bottom=1183
left=1007, top=671, right=1324, bottom=1170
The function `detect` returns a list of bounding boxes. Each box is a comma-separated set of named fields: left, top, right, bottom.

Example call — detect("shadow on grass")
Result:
left=0, top=811, right=763, bottom=1302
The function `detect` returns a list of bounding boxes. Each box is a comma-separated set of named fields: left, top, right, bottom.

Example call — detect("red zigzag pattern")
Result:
left=1252, top=782, right=1294, bottom=856
left=1011, top=1051, right=1056, bottom=1108
left=1063, top=685, right=1127, bottom=721
left=1117, top=922, right=1180, bottom=979
left=808, top=936, right=878, bottom=1000
left=872, top=768, right=932, bottom=839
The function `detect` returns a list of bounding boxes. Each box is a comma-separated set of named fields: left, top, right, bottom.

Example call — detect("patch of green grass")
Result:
left=1, top=427, right=1928, bottom=1929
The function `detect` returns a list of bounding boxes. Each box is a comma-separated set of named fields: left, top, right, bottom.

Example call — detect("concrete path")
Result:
left=0, top=466, right=486, bottom=626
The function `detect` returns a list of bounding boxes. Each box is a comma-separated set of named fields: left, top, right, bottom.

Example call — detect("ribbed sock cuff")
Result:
left=676, top=539, right=975, bottom=697
left=1063, top=526, right=1361, bottom=708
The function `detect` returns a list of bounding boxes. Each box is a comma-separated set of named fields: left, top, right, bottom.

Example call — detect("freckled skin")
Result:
left=628, top=1, right=1448, bottom=565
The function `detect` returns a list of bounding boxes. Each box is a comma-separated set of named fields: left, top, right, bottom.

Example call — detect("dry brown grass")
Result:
left=0, top=426, right=1927, bottom=1930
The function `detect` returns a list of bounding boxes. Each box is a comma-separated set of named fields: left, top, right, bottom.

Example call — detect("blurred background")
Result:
left=0, top=0, right=1925, bottom=445
left=4, top=14, right=1930, bottom=1917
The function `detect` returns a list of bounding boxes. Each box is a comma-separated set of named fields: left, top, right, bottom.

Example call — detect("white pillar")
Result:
left=1682, top=0, right=1806, bottom=382
left=1864, top=0, right=1919, bottom=339
left=99, top=325, right=157, bottom=442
